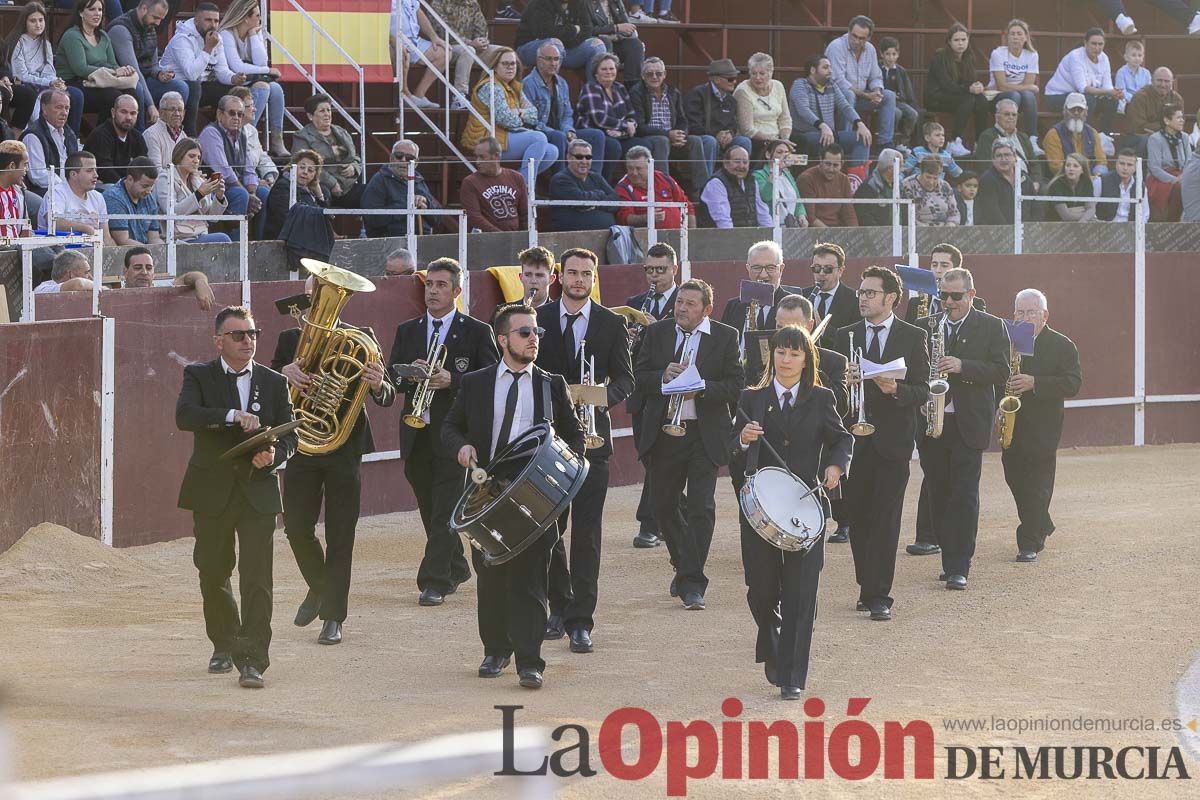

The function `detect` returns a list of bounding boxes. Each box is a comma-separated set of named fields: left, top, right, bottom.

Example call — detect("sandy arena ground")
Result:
left=2, top=444, right=1199, bottom=798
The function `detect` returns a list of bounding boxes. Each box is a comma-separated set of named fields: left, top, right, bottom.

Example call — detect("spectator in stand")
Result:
left=1101, top=0, right=1200, bottom=35
left=102, top=155, right=163, bottom=244
left=227, top=85, right=278, bottom=187
left=0, top=141, right=30, bottom=239
left=788, top=54, right=870, bottom=166
left=1181, top=141, right=1200, bottom=222
left=575, top=52, right=657, bottom=173
left=84, top=93, right=147, bottom=184
left=975, top=141, right=1039, bottom=225
left=219, top=0, right=289, bottom=158
left=108, top=0, right=187, bottom=130
left=901, top=155, right=961, bottom=226
left=626, top=1, right=677, bottom=22
left=853, top=146, right=903, bottom=227
left=733, top=52, right=793, bottom=158
left=198, top=94, right=268, bottom=237
left=265, top=149, right=326, bottom=240
left=1145, top=104, right=1191, bottom=220
left=1125, top=68, right=1183, bottom=154
left=153, top=136, right=231, bottom=243
left=55, top=0, right=135, bottom=128
left=684, top=59, right=751, bottom=164
left=1113, top=39, right=1150, bottom=115
left=391, top=0, right=447, bottom=110
left=459, top=47, right=558, bottom=177
left=159, top=3, right=243, bottom=136
left=698, top=144, right=770, bottom=228
left=986, top=19, right=1041, bottom=147
left=904, top=120, right=962, bottom=179
left=385, top=247, right=417, bottom=276
left=20, top=88, right=80, bottom=196
left=1094, top=148, right=1146, bottom=222
left=614, top=144, right=694, bottom=229
left=629, top=58, right=697, bottom=182
left=429, top=0, right=504, bottom=110
left=971, top=98, right=1044, bottom=188
left=548, top=137, right=619, bottom=231
left=753, top=139, right=806, bottom=227
left=292, top=93, right=364, bottom=208
left=5, top=3, right=83, bottom=130
left=515, top=0, right=606, bottom=72
left=361, top=139, right=440, bottom=237
left=1044, top=28, right=1121, bottom=134
left=1042, top=92, right=1108, bottom=177
left=1045, top=152, right=1097, bottom=222
left=924, top=24, right=990, bottom=158
left=585, top=0, right=643, bottom=84
left=824, top=15, right=896, bottom=150
left=796, top=143, right=858, bottom=228
left=877, top=36, right=919, bottom=147
left=523, top=42, right=608, bottom=175
left=34, top=250, right=94, bottom=294
left=954, top=170, right=979, bottom=225
left=36, top=150, right=113, bottom=242
left=120, top=246, right=216, bottom=310
left=461, top=135, right=528, bottom=232
left=143, top=90, right=187, bottom=169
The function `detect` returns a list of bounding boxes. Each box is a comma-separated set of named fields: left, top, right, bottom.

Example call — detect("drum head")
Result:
left=747, top=467, right=826, bottom=552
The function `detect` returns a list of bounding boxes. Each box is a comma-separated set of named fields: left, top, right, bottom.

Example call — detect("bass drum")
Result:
left=738, top=467, right=826, bottom=553
left=451, top=423, right=589, bottom=566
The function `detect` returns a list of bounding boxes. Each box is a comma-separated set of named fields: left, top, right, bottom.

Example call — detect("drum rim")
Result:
left=739, top=467, right=825, bottom=553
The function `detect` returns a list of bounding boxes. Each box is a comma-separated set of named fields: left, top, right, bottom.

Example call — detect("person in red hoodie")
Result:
left=614, top=145, right=694, bottom=229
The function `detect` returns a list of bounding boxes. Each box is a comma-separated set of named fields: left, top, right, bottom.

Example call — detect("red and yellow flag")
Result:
left=270, top=0, right=393, bottom=83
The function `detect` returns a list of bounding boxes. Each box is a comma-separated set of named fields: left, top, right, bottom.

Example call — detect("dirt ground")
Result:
left=2, top=444, right=1198, bottom=799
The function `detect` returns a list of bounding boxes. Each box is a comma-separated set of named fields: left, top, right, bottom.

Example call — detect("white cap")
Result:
left=1064, top=92, right=1087, bottom=110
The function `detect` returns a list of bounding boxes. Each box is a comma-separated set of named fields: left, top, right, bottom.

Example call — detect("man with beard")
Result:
left=698, top=145, right=772, bottom=228
left=83, top=94, right=148, bottom=185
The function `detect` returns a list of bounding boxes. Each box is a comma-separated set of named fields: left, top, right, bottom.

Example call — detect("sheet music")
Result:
left=662, top=363, right=705, bottom=394
left=860, top=357, right=907, bottom=380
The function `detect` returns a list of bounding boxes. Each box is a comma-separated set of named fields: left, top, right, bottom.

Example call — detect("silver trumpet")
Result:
left=402, top=335, right=447, bottom=429
left=848, top=330, right=875, bottom=437
left=662, top=332, right=692, bottom=436
left=577, top=339, right=605, bottom=450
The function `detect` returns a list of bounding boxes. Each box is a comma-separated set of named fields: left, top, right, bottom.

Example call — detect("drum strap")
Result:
left=541, top=378, right=553, bottom=426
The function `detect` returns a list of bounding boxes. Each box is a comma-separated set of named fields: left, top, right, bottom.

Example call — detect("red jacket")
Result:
left=614, top=170, right=693, bottom=229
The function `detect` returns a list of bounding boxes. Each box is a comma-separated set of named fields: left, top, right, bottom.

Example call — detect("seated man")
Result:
left=461, top=136, right=528, bottom=233
left=789, top=54, right=871, bottom=166
left=109, top=0, right=189, bottom=129
left=228, top=86, right=280, bottom=187
left=523, top=41, right=608, bottom=174
left=160, top=2, right=245, bottom=135
left=144, top=91, right=188, bottom=169
left=629, top=57, right=711, bottom=192
left=698, top=145, right=771, bottom=228
left=36, top=151, right=113, bottom=244
left=1124, top=67, right=1184, bottom=155
left=385, top=247, right=417, bottom=276
left=975, top=141, right=1040, bottom=225
left=853, top=147, right=904, bottom=227
left=34, top=250, right=94, bottom=294
left=614, top=145, right=694, bottom=229
left=1095, top=147, right=1148, bottom=222
left=21, top=89, right=81, bottom=196
left=84, top=94, right=149, bottom=186
left=971, top=98, right=1045, bottom=189
left=120, top=245, right=215, bottom=310
left=683, top=59, right=752, bottom=164
left=198, top=95, right=268, bottom=238
left=824, top=15, right=897, bottom=149
left=103, top=157, right=163, bottom=246
left=361, top=139, right=440, bottom=238
left=795, top=143, right=858, bottom=227
left=548, top=138, right=619, bottom=231
left=1042, top=93, right=1109, bottom=177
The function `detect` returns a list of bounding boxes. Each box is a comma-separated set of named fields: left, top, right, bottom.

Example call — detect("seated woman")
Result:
left=1044, top=152, right=1097, bottom=222
left=900, top=155, right=961, bottom=226
left=264, top=149, right=326, bottom=241
left=924, top=24, right=991, bottom=157
left=733, top=52, right=792, bottom=160
left=154, top=137, right=232, bottom=243
left=752, top=139, right=807, bottom=227
left=219, top=0, right=289, bottom=158
left=5, top=3, right=83, bottom=130
left=574, top=52, right=653, bottom=179
left=732, top=324, right=852, bottom=700
left=1146, top=104, right=1192, bottom=221
left=986, top=19, right=1042, bottom=151
left=291, top=94, right=363, bottom=209
left=53, top=0, right=136, bottom=132
left=460, top=47, right=558, bottom=177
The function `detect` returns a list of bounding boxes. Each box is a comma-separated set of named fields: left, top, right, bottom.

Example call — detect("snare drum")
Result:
left=738, top=467, right=826, bottom=553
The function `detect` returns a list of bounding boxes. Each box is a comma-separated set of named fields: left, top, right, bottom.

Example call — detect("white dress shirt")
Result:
left=560, top=298, right=592, bottom=359
left=24, top=126, right=68, bottom=190
left=667, top=316, right=711, bottom=420
left=221, top=358, right=254, bottom=422
left=426, top=308, right=456, bottom=348
left=650, top=285, right=676, bottom=318
left=942, top=308, right=971, bottom=414
left=491, top=361, right=536, bottom=456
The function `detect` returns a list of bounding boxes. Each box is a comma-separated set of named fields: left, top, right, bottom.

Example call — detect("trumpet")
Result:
left=402, top=335, right=447, bottom=428
left=848, top=330, right=875, bottom=437
left=662, top=332, right=692, bottom=436
left=925, top=312, right=949, bottom=438
left=577, top=339, right=605, bottom=450
left=997, top=343, right=1022, bottom=449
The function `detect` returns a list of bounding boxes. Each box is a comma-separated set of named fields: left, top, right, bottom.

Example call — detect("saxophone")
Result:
left=925, top=307, right=949, bottom=439
left=997, top=344, right=1023, bottom=449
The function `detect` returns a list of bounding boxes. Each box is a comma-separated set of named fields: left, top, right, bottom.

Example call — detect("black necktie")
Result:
left=429, top=317, right=443, bottom=349
left=946, top=321, right=961, bottom=350
left=673, top=328, right=689, bottom=362
left=866, top=325, right=884, bottom=363
left=227, top=369, right=248, bottom=410
left=652, top=291, right=664, bottom=318
left=563, top=312, right=581, bottom=372
left=930, top=297, right=941, bottom=317
left=781, top=389, right=793, bottom=410
left=758, top=305, right=769, bottom=328
left=496, top=370, right=523, bottom=451
left=818, top=292, right=831, bottom=319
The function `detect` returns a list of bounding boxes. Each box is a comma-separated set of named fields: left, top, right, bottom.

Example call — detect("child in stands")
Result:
left=1113, top=39, right=1150, bottom=115
left=904, top=121, right=963, bottom=179
left=878, top=36, right=920, bottom=148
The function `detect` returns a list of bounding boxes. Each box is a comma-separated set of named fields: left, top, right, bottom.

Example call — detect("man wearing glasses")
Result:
left=362, top=140, right=441, bottom=238
left=548, top=139, right=619, bottom=231
left=523, top=42, right=609, bottom=175
left=719, top=239, right=791, bottom=387
left=443, top=303, right=584, bottom=689
left=801, top=241, right=860, bottom=349
left=176, top=306, right=297, bottom=688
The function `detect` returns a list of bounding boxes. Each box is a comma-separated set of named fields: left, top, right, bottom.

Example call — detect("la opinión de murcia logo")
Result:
left=496, top=699, right=1192, bottom=795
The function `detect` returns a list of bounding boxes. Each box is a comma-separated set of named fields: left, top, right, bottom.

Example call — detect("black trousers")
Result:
left=192, top=484, right=275, bottom=672
left=1002, top=446, right=1059, bottom=553
left=648, top=425, right=718, bottom=598
left=846, top=437, right=909, bottom=607
left=914, top=476, right=937, bottom=545
left=924, top=89, right=991, bottom=142
left=632, top=411, right=687, bottom=534
left=548, top=456, right=610, bottom=632
left=473, top=530, right=553, bottom=673
left=741, top=518, right=823, bottom=689
left=184, top=80, right=233, bottom=137
left=919, top=414, right=983, bottom=578
left=406, top=428, right=471, bottom=594
left=283, top=449, right=361, bottom=622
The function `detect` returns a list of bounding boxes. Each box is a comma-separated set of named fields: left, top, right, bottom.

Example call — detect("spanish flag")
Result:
left=270, top=0, right=393, bottom=83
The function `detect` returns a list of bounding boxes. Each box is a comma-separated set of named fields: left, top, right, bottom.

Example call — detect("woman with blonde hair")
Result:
left=1045, top=152, right=1097, bottom=222
left=219, top=0, right=289, bottom=157
left=460, top=46, right=557, bottom=175
left=987, top=19, right=1041, bottom=148
left=733, top=52, right=792, bottom=158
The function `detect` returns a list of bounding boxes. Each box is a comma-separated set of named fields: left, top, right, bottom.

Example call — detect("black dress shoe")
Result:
left=906, top=542, right=941, bottom=556
left=855, top=600, right=869, bottom=612
left=544, top=615, right=565, bottom=640
left=1016, top=550, right=1038, bottom=562
left=569, top=629, right=594, bottom=653
left=946, top=574, right=967, bottom=590
left=682, top=591, right=705, bottom=610
left=633, top=531, right=662, bottom=548
left=827, top=524, right=849, bottom=543
left=208, top=652, right=233, bottom=673
left=418, top=588, right=445, bottom=607
left=869, top=602, right=892, bottom=621
left=318, top=619, right=342, bottom=645
left=669, top=575, right=678, bottom=597
left=519, top=669, right=544, bottom=689
left=238, top=664, right=265, bottom=689
left=294, top=589, right=319, bottom=627
left=478, top=655, right=511, bottom=677
left=780, top=685, right=802, bottom=700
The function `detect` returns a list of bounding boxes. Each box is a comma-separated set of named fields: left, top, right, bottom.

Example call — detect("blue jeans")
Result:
left=794, top=129, right=865, bottom=166
left=225, top=184, right=271, bottom=239
left=503, top=129, right=559, bottom=176
left=517, top=37, right=607, bottom=71
left=995, top=90, right=1039, bottom=137
left=182, top=232, right=233, bottom=243
left=639, top=0, right=672, bottom=11
left=843, top=86, right=897, bottom=145
left=250, top=80, right=285, bottom=132
left=685, top=134, right=718, bottom=192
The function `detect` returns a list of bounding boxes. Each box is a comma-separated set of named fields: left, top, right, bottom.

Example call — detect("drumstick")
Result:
left=734, top=408, right=799, bottom=483
left=468, top=457, right=488, bottom=486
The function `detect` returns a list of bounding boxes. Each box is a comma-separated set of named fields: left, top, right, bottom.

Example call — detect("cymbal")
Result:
left=220, top=419, right=304, bottom=461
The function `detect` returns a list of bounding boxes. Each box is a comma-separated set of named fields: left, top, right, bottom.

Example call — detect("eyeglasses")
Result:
left=938, top=290, right=968, bottom=301
left=537, top=54, right=561, bottom=62
left=570, top=154, right=593, bottom=161
left=508, top=326, right=545, bottom=339
left=811, top=265, right=837, bottom=274
left=644, top=71, right=665, bottom=78
left=221, top=329, right=261, bottom=342
left=393, top=153, right=416, bottom=162
left=748, top=263, right=780, bottom=274
left=644, top=265, right=672, bottom=274
left=856, top=289, right=881, bottom=299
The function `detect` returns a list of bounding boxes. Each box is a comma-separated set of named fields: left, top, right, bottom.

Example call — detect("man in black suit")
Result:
left=635, top=278, right=744, bottom=610
left=390, top=258, right=500, bottom=607
left=627, top=242, right=681, bottom=549
left=832, top=266, right=929, bottom=621
left=176, top=306, right=297, bottom=689
left=271, top=278, right=395, bottom=646
left=1001, top=289, right=1082, bottom=562
left=539, top=247, right=634, bottom=652
left=916, top=267, right=1010, bottom=590
left=774, top=294, right=849, bottom=418
left=719, top=240, right=794, bottom=388
left=1095, top=149, right=1145, bottom=222
left=442, top=304, right=585, bottom=690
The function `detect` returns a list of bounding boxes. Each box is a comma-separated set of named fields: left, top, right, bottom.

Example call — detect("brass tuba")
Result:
left=291, top=258, right=381, bottom=456
left=997, top=343, right=1022, bottom=449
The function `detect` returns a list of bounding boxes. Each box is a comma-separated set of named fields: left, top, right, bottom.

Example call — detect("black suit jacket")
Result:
left=904, top=294, right=986, bottom=325
left=832, top=318, right=930, bottom=462
left=816, top=346, right=849, bottom=419
left=625, top=286, right=677, bottom=414
left=801, top=282, right=861, bottom=348
left=918, top=309, right=1011, bottom=450
left=730, top=385, right=853, bottom=485
left=719, top=284, right=792, bottom=387
left=1094, top=172, right=1142, bottom=221
left=441, top=364, right=585, bottom=466
left=634, top=317, right=745, bottom=464
left=270, top=325, right=396, bottom=458
left=176, top=359, right=297, bottom=515
left=389, top=311, right=500, bottom=458
left=535, top=301, right=634, bottom=459
left=1001, top=326, right=1082, bottom=453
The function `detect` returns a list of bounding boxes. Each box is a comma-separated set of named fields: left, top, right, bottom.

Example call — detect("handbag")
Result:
left=83, top=67, right=138, bottom=89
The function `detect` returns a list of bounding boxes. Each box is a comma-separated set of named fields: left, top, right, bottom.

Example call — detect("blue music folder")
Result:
left=1005, top=319, right=1037, bottom=356
left=740, top=279, right=777, bottom=305
left=895, top=264, right=938, bottom=297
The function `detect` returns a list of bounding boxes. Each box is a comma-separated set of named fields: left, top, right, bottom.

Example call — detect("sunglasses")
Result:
left=508, top=326, right=545, bottom=339
left=811, top=265, right=837, bottom=274
left=938, top=290, right=968, bottom=301
left=221, top=329, right=261, bottom=342
left=644, top=265, right=671, bottom=274
left=570, top=154, right=594, bottom=161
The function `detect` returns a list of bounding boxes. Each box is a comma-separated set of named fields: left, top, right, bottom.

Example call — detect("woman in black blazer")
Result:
left=731, top=324, right=853, bottom=700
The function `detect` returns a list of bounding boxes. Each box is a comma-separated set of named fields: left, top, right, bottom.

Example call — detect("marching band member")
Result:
left=442, top=304, right=584, bottom=689
left=1001, top=289, right=1081, bottom=562
left=491, top=246, right=558, bottom=322
left=833, top=266, right=929, bottom=620
left=733, top=324, right=852, bottom=699
left=719, top=240, right=793, bottom=387
left=538, top=248, right=634, bottom=653
left=390, top=258, right=499, bottom=608
left=635, top=279, right=744, bottom=610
